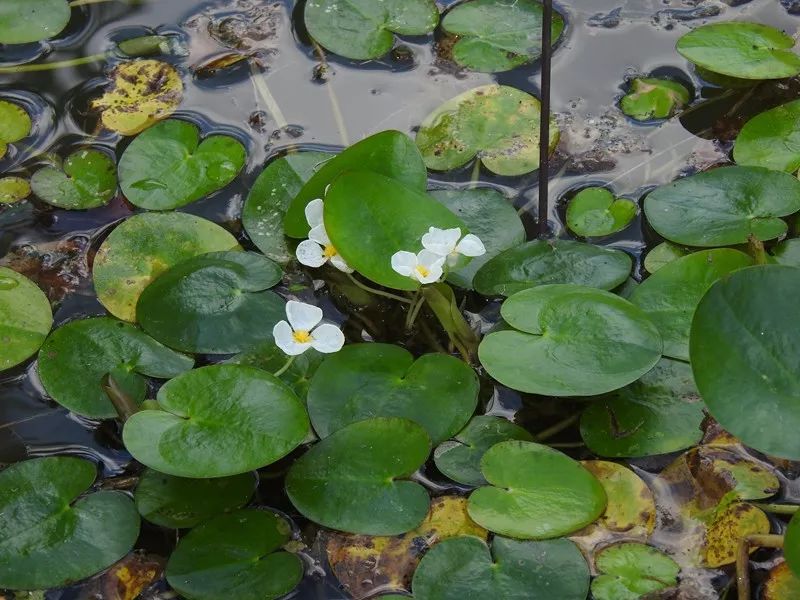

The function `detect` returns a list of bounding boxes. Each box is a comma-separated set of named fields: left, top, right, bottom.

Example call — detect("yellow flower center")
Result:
left=415, top=265, right=430, bottom=278
left=323, top=244, right=338, bottom=259
left=293, top=329, right=313, bottom=343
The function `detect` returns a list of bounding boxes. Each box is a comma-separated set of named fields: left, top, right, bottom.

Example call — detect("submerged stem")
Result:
left=534, top=413, right=580, bottom=442
left=0, top=53, right=107, bottom=73
left=273, top=355, right=296, bottom=378
left=249, top=60, right=288, bottom=130
left=311, top=40, right=349, bottom=147
left=345, top=273, right=412, bottom=304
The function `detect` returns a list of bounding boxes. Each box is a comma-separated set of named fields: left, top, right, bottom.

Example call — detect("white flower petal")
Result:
left=296, top=240, right=328, bottom=268
left=273, top=320, right=309, bottom=356
left=417, top=263, right=443, bottom=284
left=308, top=223, right=332, bottom=246
left=286, top=300, right=323, bottom=331
left=456, top=234, right=486, bottom=257
left=417, top=249, right=446, bottom=270
left=422, top=227, right=461, bottom=256
left=310, top=323, right=345, bottom=353
left=391, top=251, right=417, bottom=277
left=304, top=198, right=324, bottom=228
left=329, top=253, right=354, bottom=273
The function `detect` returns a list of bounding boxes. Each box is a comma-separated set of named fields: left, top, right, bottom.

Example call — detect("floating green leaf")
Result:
left=480, top=285, right=662, bottom=396
left=123, top=364, right=309, bottom=477
left=620, top=77, right=690, bottom=121
left=286, top=417, right=431, bottom=535
left=324, top=171, right=466, bottom=291
left=0, top=176, right=30, bottom=203
left=0, top=267, right=52, bottom=371
left=0, top=0, right=71, bottom=45
left=304, top=0, right=439, bottom=60
left=0, top=457, right=140, bottom=590
left=643, top=242, right=691, bottom=274
left=308, top=343, right=478, bottom=444
left=411, top=536, right=589, bottom=600
left=434, top=416, right=533, bottom=487
left=243, top=152, right=331, bottom=263
left=630, top=249, right=753, bottom=360
left=786, top=511, right=800, bottom=578
left=468, top=441, right=606, bottom=539
left=416, top=84, right=557, bottom=176
left=134, top=468, right=256, bottom=528
left=566, top=187, right=637, bottom=237
left=591, top=542, right=679, bottom=600
left=734, top=99, right=800, bottom=172
left=441, top=0, right=565, bottom=73
left=93, top=212, right=240, bottom=322
left=772, top=238, right=800, bottom=267
left=0, top=99, right=32, bottom=160
left=690, top=265, right=800, bottom=459
left=644, top=166, right=800, bottom=246
left=676, top=22, right=800, bottom=80
left=474, top=239, right=632, bottom=296
left=30, top=149, right=117, bottom=209
left=580, top=358, right=705, bottom=458
left=165, top=509, right=303, bottom=600
left=37, top=317, right=194, bottom=418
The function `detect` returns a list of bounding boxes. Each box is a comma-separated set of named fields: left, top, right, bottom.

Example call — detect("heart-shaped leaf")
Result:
left=785, top=512, right=800, bottom=577
left=304, top=0, right=439, bottom=60
left=324, top=171, right=466, bottom=291
left=0, top=267, right=52, bottom=370
left=0, top=457, right=140, bottom=590
left=644, top=166, right=800, bottom=246
left=30, top=149, right=117, bottom=209
left=467, top=440, right=606, bottom=539
left=0, top=99, right=32, bottom=160
left=690, top=265, right=800, bottom=459
left=676, top=22, right=800, bottom=80
left=591, top=542, right=679, bottom=600
left=620, top=77, right=690, bottom=121
left=38, top=317, right=194, bottom=418
left=165, top=509, right=303, bottom=600
left=441, top=0, right=565, bottom=73
left=416, top=84, right=557, bottom=176
left=0, top=0, right=70, bottom=45
left=93, top=212, right=240, bottom=322
left=123, top=364, right=309, bottom=477
left=134, top=468, right=256, bottom=528
left=480, top=285, right=662, bottom=396
left=566, top=187, right=637, bottom=237
left=411, top=536, right=589, bottom=600
left=284, top=131, right=426, bottom=238
left=286, top=417, right=431, bottom=535
left=307, top=343, right=478, bottom=444
left=734, top=99, right=800, bottom=172
left=434, top=416, right=533, bottom=487
left=0, top=176, right=30, bottom=203
left=474, top=239, right=632, bottom=296
left=137, top=251, right=284, bottom=354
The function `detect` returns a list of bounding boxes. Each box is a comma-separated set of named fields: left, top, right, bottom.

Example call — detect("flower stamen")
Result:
left=416, top=265, right=430, bottom=278
left=323, top=244, right=338, bottom=259
left=292, top=330, right=313, bottom=343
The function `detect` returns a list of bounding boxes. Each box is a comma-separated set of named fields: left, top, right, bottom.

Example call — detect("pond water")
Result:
left=2, top=0, right=799, bottom=599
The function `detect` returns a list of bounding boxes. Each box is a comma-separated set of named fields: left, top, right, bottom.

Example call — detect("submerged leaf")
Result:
left=0, top=176, right=31, bottom=204
left=620, top=77, right=690, bottom=121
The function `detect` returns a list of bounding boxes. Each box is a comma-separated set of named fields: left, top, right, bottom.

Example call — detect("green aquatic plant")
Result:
left=620, top=77, right=690, bottom=121
left=565, top=187, right=637, bottom=237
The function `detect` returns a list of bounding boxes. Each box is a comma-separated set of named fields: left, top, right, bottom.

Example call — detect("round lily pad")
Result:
left=0, top=176, right=30, bottom=203
left=286, top=417, right=431, bottom=535
left=734, top=99, right=800, bottom=172
left=134, top=468, right=256, bottom=528
left=566, top=187, right=637, bottom=237
left=119, top=119, right=246, bottom=210
left=764, top=563, right=800, bottom=600
left=434, top=416, right=533, bottom=487
left=703, top=502, right=769, bottom=567
left=474, top=239, right=632, bottom=296
left=416, top=84, right=558, bottom=176
left=243, top=151, right=331, bottom=263
left=0, top=267, right=52, bottom=371
left=137, top=251, right=284, bottom=354
left=620, top=77, right=690, bottom=121
left=644, top=166, right=800, bottom=247
left=676, top=22, right=800, bottom=80
left=480, top=285, right=662, bottom=396
left=304, top=0, right=439, bottom=60
left=92, top=60, right=184, bottom=135
left=37, top=317, right=194, bottom=419
left=308, top=343, right=478, bottom=445
left=93, top=212, right=240, bottom=322
left=0, top=99, right=32, bottom=160
left=581, top=461, right=656, bottom=534
left=785, top=511, right=800, bottom=577
left=165, top=509, right=303, bottom=600
left=431, top=188, right=525, bottom=289
left=30, top=149, right=117, bottom=209
left=411, top=536, right=589, bottom=600
left=0, top=0, right=71, bottom=45
left=441, top=0, right=565, bottom=73
left=0, top=456, right=140, bottom=590
left=690, top=265, right=800, bottom=459
left=591, top=542, right=679, bottom=600
left=643, top=242, right=691, bottom=274
left=630, top=249, right=753, bottom=360
left=324, top=170, right=466, bottom=291
left=123, top=364, right=309, bottom=478
left=580, top=358, right=705, bottom=458
left=468, top=441, right=607, bottom=539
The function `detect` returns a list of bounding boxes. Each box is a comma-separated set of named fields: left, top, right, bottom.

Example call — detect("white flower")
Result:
left=421, top=227, right=486, bottom=265
left=296, top=199, right=353, bottom=273
left=273, top=301, right=345, bottom=356
left=391, top=249, right=445, bottom=284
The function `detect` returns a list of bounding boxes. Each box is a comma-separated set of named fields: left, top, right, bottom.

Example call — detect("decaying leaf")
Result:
left=702, top=502, right=770, bottom=567
left=83, top=552, right=165, bottom=600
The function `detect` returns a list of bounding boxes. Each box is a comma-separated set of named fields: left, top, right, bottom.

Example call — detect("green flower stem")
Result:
left=534, top=413, right=581, bottom=442
left=345, top=273, right=412, bottom=304
left=101, top=372, right=139, bottom=422
left=0, top=53, right=108, bottom=74
left=404, top=292, right=425, bottom=331
left=273, top=355, right=296, bottom=378
left=750, top=502, right=800, bottom=515
left=736, top=533, right=784, bottom=600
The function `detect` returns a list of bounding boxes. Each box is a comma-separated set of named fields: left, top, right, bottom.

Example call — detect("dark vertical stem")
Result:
left=538, top=0, right=554, bottom=237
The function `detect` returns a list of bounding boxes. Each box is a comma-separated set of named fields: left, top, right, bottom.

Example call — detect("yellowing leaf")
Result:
left=703, top=502, right=770, bottom=567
